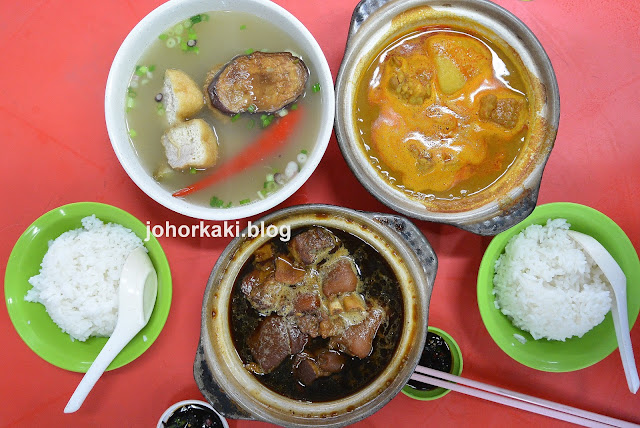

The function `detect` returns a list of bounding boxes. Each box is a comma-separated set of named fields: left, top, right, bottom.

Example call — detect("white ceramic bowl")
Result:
left=106, top=0, right=335, bottom=220
left=157, top=399, right=228, bottom=428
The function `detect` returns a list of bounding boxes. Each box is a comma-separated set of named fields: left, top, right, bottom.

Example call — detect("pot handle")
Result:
left=459, top=185, right=541, bottom=235
left=347, top=0, right=394, bottom=39
left=364, top=212, right=438, bottom=286
left=193, top=340, right=254, bottom=420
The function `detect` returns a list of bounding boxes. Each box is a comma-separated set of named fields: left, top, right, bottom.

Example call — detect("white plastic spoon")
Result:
left=567, top=230, right=639, bottom=394
left=64, top=247, right=158, bottom=413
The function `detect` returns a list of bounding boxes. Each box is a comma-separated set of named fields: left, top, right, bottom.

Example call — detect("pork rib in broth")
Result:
left=229, top=227, right=404, bottom=402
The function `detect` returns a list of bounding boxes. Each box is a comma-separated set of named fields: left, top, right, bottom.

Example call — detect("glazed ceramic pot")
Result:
left=335, top=0, right=560, bottom=235
left=194, top=204, right=437, bottom=427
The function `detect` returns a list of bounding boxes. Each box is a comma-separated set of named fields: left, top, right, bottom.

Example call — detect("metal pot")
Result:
left=194, top=204, right=437, bottom=427
left=335, top=0, right=560, bottom=235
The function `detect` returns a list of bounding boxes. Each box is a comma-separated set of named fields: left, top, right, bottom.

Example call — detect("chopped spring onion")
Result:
left=158, top=34, right=168, bottom=41
left=240, top=24, right=247, bottom=30
left=190, top=167, right=197, bottom=174
left=261, top=114, right=274, bottom=128
left=247, top=119, right=255, bottom=129
left=231, top=113, right=241, bottom=122
left=166, top=38, right=177, bottom=48
left=263, top=181, right=277, bottom=192
left=173, top=23, right=184, bottom=34
left=190, top=14, right=203, bottom=24
left=135, top=65, right=148, bottom=76
left=148, top=65, right=156, bottom=72
left=126, top=97, right=135, bottom=109
left=245, top=48, right=254, bottom=55
left=209, top=196, right=225, bottom=208
left=239, top=198, right=251, bottom=205
left=225, top=201, right=233, bottom=208
left=247, top=104, right=257, bottom=113
left=312, top=83, right=321, bottom=93
left=128, top=129, right=137, bottom=138
left=266, top=173, right=274, bottom=182
left=290, top=103, right=298, bottom=111
left=301, top=149, right=308, bottom=155
left=127, top=87, right=137, bottom=97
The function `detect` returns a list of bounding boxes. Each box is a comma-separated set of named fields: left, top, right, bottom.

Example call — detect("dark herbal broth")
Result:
left=163, top=403, right=223, bottom=428
left=407, top=331, right=452, bottom=391
left=229, top=227, right=404, bottom=402
left=125, top=11, right=323, bottom=207
left=354, top=27, right=529, bottom=202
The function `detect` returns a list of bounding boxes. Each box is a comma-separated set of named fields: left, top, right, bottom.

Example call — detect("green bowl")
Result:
left=477, top=202, right=640, bottom=372
left=4, top=202, right=172, bottom=372
left=402, top=326, right=463, bottom=400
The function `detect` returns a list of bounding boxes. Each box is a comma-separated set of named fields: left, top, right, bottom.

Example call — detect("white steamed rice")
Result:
left=493, top=218, right=612, bottom=341
left=25, top=215, right=144, bottom=341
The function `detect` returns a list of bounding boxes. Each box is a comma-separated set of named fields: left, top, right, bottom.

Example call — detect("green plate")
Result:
left=477, top=202, right=640, bottom=372
left=4, top=202, right=172, bottom=373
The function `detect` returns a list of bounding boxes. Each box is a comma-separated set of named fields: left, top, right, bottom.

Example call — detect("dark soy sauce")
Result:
left=407, top=331, right=453, bottom=391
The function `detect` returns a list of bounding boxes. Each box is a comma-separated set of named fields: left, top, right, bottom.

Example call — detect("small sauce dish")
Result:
left=402, top=326, right=463, bottom=400
left=157, top=400, right=228, bottom=428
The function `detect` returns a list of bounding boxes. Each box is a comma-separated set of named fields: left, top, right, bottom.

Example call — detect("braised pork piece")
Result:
left=229, top=226, right=403, bottom=402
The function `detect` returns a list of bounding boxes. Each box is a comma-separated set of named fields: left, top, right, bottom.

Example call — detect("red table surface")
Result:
left=1, top=0, right=639, bottom=426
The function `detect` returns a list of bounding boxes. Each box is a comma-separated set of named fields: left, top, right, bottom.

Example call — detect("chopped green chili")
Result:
left=312, top=83, right=321, bottom=93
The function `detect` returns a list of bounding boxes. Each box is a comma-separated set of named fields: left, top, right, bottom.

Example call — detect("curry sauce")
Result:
left=354, top=27, right=530, bottom=200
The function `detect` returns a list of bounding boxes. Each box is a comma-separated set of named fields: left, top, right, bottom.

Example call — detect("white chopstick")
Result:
left=411, top=366, right=639, bottom=428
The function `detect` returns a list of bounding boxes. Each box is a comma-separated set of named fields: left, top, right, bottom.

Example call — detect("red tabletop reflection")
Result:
left=1, top=0, right=639, bottom=426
